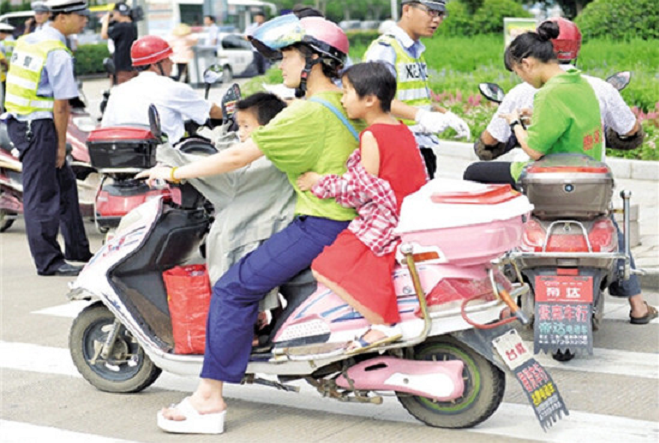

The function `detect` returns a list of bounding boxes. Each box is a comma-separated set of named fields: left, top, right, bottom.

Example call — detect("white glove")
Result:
left=415, top=109, right=471, bottom=140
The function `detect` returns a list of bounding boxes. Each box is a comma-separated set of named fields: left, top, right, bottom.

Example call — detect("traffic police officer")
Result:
left=0, top=23, right=15, bottom=110
left=24, top=2, right=51, bottom=35
left=4, top=0, right=92, bottom=276
left=364, top=0, right=471, bottom=178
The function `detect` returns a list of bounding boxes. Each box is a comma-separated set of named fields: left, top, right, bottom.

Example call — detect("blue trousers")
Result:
left=7, top=118, right=91, bottom=274
left=201, top=215, right=350, bottom=383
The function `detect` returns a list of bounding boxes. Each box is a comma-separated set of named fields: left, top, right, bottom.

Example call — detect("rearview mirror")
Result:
left=203, top=65, right=224, bottom=85
left=478, top=83, right=505, bottom=104
left=605, top=71, right=632, bottom=92
left=203, top=65, right=224, bottom=99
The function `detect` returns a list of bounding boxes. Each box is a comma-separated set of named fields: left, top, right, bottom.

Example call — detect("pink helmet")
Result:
left=250, top=14, right=348, bottom=65
left=299, top=17, right=349, bottom=64
left=545, top=17, right=582, bottom=61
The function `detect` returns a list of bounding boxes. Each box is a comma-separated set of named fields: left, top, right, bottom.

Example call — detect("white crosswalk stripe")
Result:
left=1, top=339, right=658, bottom=443
left=0, top=420, right=139, bottom=443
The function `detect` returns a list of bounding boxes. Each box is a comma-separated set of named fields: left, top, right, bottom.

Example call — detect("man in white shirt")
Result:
left=102, top=35, right=223, bottom=144
left=203, top=15, right=219, bottom=47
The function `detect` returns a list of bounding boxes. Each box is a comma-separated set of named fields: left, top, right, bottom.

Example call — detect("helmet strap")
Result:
left=156, top=61, right=166, bottom=76
left=296, top=56, right=322, bottom=97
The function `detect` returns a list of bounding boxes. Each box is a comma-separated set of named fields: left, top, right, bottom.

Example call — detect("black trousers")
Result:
left=7, top=118, right=91, bottom=274
left=463, top=161, right=517, bottom=187
left=420, top=146, right=437, bottom=179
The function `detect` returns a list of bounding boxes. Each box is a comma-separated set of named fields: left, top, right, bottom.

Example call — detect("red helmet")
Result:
left=131, top=35, right=173, bottom=67
left=545, top=17, right=582, bottom=61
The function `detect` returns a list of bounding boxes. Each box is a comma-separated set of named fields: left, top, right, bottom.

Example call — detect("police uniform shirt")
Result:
left=7, top=24, right=78, bottom=121
left=486, top=64, right=637, bottom=162
left=364, top=23, right=438, bottom=148
left=101, top=71, right=212, bottom=144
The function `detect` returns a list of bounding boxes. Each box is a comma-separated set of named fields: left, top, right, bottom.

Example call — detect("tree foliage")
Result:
left=473, top=0, right=531, bottom=34
left=438, top=0, right=531, bottom=36
left=269, top=0, right=392, bottom=22
left=575, top=0, right=659, bottom=40
left=525, top=1, right=594, bottom=19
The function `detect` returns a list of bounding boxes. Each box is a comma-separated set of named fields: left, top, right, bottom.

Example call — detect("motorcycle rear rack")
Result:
left=536, top=219, right=613, bottom=254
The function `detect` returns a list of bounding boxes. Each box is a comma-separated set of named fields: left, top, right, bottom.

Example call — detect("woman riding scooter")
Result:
left=137, top=15, right=365, bottom=434
left=468, top=17, right=657, bottom=325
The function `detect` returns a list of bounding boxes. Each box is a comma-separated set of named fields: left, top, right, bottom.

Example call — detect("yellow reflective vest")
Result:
left=5, top=37, right=71, bottom=115
left=365, top=34, right=432, bottom=126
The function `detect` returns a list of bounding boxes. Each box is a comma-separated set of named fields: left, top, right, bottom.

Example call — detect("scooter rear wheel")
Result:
left=397, top=336, right=505, bottom=429
left=69, top=302, right=162, bottom=393
left=0, top=209, right=16, bottom=232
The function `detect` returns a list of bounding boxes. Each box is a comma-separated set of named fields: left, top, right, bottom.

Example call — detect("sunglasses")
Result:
left=411, top=3, right=446, bottom=19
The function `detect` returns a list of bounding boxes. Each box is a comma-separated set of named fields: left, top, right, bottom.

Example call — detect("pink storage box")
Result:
left=395, top=179, right=534, bottom=267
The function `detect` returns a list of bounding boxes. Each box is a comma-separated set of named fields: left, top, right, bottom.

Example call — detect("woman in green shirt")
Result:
left=464, top=20, right=602, bottom=185
left=138, top=16, right=363, bottom=434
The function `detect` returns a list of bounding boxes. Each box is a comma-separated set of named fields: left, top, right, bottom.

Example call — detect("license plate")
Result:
left=535, top=275, right=593, bottom=303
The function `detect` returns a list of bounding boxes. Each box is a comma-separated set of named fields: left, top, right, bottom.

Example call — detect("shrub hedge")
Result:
left=74, top=43, right=110, bottom=77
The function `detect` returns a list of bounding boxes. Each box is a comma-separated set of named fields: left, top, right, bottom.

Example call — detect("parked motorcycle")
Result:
left=478, top=74, right=636, bottom=362
left=67, top=106, right=568, bottom=429
left=0, top=141, right=21, bottom=232
left=0, top=85, right=98, bottom=232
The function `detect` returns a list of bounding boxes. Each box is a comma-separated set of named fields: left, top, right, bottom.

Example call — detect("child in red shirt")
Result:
left=297, top=62, right=427, bottom=354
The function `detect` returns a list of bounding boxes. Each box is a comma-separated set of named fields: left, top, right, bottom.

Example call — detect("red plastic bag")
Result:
left=162, top=264, right=211, bottom=354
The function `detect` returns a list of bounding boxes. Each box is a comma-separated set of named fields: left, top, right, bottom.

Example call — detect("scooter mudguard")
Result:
left=335, top=356, right=465, bottom=402
left=531, top=271, right=598, bottom=355
left=0, top=191, right=22, bottom=213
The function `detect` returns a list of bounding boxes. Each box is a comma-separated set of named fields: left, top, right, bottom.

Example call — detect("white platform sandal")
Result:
left=157, top=397, right=226, bottom=434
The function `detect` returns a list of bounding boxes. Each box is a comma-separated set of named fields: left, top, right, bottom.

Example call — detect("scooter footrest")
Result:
left=272, top=341, right=348, bottom=359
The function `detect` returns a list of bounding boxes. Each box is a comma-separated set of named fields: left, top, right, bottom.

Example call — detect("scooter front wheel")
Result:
left=397, top=336, right=505, bottom=429
left=69, top=302, right=162, bottom=393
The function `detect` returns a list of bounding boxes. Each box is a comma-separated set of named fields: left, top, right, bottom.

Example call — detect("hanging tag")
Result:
left=493, top=329, right=569, bottom=431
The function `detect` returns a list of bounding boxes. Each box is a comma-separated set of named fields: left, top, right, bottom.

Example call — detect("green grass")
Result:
left=245, top=34, right=659, bottom=160
left=352, top=35, right=659, bottom=112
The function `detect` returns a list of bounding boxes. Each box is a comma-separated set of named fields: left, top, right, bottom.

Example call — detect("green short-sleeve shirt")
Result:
left=251, top=91, right=366, bottom=220
left=511, top=69, right=603, bottom=180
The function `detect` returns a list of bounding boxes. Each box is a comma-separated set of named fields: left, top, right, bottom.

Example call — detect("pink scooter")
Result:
left=67, top=162, right=568, bottom=430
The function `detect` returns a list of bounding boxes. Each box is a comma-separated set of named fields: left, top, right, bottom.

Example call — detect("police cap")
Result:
left=46, top=0, right=89, bottom=15
left=401, top=0, right=446, bottom=12
left=31, top=1, right=50, bottom=12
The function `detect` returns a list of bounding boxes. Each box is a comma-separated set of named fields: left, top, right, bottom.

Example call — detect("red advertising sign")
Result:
left=534, top=275, right=593, bottom=303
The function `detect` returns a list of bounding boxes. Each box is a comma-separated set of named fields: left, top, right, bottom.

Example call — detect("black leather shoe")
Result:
left=66, top=254, right=93, bottom=263
left=50, top=263, right=83, bottom=277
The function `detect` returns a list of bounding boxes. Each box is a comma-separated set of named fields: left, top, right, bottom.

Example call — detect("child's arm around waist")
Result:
left=296, top=131, right=380, bottom=207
